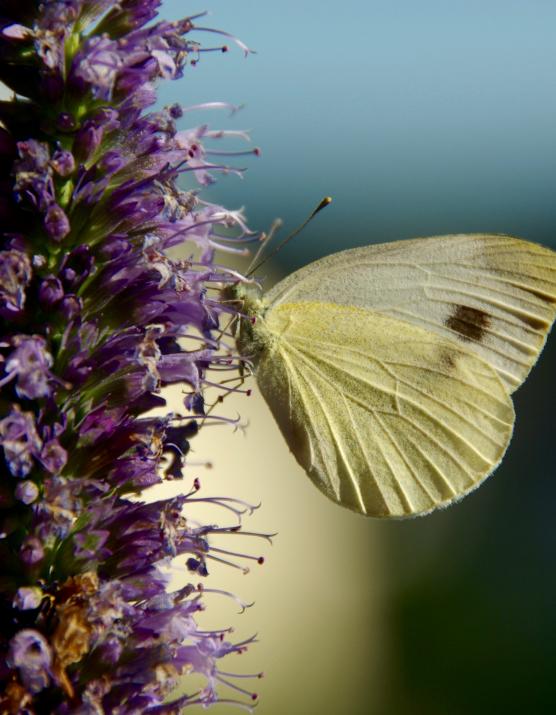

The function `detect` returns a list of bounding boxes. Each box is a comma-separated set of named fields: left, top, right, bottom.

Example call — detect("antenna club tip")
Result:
left=312, top=196, right=333, bottom=217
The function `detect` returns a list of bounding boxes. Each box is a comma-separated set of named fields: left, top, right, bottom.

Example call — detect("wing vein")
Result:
left=285, top=332, right=515, bottom=404
left=291, top=342, right=511, bottom=441
left=287, top=342, right=496, bottom=470
left=293, top=358, right=367, bottom=511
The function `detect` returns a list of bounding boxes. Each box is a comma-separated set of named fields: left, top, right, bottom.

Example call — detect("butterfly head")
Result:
left=221, top=281, right=264, bottom=317
left=220, top=282, right=271, bottom=363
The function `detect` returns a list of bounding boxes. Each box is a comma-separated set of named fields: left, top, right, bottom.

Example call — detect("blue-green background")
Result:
left=162, top=0, right=556, bottom=266
left=163, top=2, right=556, bottom=713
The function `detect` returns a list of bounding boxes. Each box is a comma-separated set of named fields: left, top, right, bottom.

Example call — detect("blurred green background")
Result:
left=160, top=1, right=556, bottom=713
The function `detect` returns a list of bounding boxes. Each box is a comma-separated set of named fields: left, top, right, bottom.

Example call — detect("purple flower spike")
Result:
left=0, top=1, right=265, bottom=712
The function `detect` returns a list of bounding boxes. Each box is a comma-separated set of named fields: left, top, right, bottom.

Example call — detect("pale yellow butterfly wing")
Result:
left=265, top=235, right=556, bottom=393
left=255, top=301, right=515, bottom=517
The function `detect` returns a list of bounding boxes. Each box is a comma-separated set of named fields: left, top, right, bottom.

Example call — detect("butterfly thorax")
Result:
left=220, top=282, right=274, bottom=365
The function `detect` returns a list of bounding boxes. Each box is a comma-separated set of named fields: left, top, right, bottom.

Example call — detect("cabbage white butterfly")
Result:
left=224, top=234, right=556, bottom=518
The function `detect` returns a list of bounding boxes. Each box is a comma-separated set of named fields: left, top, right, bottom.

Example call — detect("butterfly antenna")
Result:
left=246, top=196, right=332, bottom=276
left=246, top=218, right=284, bottom=275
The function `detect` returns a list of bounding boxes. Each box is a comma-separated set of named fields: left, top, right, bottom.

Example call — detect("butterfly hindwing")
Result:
left=255, top=301, right=515, bottom=517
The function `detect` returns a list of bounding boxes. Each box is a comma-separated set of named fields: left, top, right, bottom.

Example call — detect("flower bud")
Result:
left=14, top=481, right=39, bottom=504
left=44, top=204, right=70, bottom=241
left=51, top=149, right=75, bottom=177
left=20, top=536, right=44, bottom=566
left=13, top=586, right=43, bottom=610
left=39, top=276, right=64, bottom=307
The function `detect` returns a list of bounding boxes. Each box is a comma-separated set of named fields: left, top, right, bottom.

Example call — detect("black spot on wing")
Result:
left=445, top=305, right=490, bottom=343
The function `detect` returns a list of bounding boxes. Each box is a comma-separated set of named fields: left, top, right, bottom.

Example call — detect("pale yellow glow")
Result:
left=146, top=386, right=386, bottom=714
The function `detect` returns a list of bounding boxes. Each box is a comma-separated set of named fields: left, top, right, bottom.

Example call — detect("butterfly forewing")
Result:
left=264, top=235, right=556, bottom=393
left=256, top=301, right=515, bottom=517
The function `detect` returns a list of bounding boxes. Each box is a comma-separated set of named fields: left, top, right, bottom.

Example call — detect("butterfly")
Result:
left=224, top=234, right=556, bottom=518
